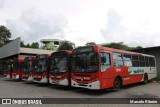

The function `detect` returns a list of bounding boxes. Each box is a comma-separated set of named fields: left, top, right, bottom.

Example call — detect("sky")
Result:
left=0, top=0, right=160, bottom=47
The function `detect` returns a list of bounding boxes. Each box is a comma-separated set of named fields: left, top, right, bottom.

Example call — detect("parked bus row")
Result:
left=2, top=46, right=157, bottom=90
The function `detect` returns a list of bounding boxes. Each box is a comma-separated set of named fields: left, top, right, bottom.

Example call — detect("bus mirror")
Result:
left=101, top=57, right=106, bottom=63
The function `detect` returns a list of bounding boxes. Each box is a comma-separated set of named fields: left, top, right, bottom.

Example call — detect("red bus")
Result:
left=71, top=46, right=157, bottom=90
left=12, top=58, right=24, bottom=80
left=33, top=54, right=51, bottom=83
left=49, top=50, right=72, bottom=86
left=22, top=56, right=35, bottom=81
left=3, top=59, right=13, bottom=79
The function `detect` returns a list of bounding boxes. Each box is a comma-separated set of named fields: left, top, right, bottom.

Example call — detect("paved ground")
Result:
left=0, top=76, right=160, bottom=107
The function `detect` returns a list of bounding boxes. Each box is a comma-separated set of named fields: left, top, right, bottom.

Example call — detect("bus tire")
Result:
left=143, top=74, right=148, bottom=84
left=113, top=77, right=121, bottom=91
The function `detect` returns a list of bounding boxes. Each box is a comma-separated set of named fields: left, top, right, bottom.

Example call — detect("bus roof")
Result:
left=74, top=45, right=154, bottom=57
left=94, top=45, right=155, bottom=56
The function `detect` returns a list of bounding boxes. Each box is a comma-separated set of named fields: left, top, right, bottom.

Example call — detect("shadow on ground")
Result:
left=4, top=79, right=24, bottom=82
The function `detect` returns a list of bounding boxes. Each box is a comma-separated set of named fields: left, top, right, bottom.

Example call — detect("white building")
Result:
left=40, top=39, right=75, bottom=50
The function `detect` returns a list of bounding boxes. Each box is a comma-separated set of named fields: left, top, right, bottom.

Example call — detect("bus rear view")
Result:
left=33, top=54, right=51, bottom=83
left=22, top=57, right=35, bottom=81
left=49, top=51, right=72, bottom=86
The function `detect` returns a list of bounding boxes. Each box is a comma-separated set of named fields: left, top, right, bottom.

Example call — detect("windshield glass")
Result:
left=72, top=52, right=99, bottom=72
left=34, top=58, right=47, bottom=72
left=13, top=61, right=19, bottom=72
left=2, top=61, right=10, bottom=72
left=50, top=52, right=68, bottom=74
left=23, top=59, right=33, bottom=73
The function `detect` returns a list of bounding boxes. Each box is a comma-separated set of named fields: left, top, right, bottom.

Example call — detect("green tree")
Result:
left=0, top=25, right=11, bottom=47
left=136, top=46, right=143, bottom=49
left=31, top=42, right=39, bottom=49
left=26, top=43, right=31, bottom=48
left=20, top=41, right=25, bottom=47
left=58, top=41, right=73, bottom=51
left=21, top=41, right=39, bottom=49
left=102, top=42, right=134, bottom=50
left=85, top=42, right=96, bottom=46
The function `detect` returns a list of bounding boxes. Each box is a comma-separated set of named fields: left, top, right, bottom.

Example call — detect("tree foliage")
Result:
left=30, top=42, right=39, bottom=49
left=0, top=25, right=11, bottom=47
left=135, top=46, right=143, bottom=49
left=20, top=41, right=39, bottom=49
left=20, top=41, right=25, bottom=47
left=58, top=41, right=73, bottom=51
left=102, top=42, right=135, bottom=50
left=85, top=42, right=96, bottom=46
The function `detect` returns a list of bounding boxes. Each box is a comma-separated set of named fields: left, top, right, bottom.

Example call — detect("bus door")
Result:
left=100, top=51, right=112, bottom=88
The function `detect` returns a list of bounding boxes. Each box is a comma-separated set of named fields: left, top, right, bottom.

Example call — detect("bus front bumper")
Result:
left=27, top=76, right=33, bottom=82
left=6, top=74, right=11, bottom=79
left=49, top=78, right=69, bottom=86
left=33, top=77, right=48, bottom=83
left=12, top=74, right=19, bottom=79
left=22, top=76, right=33, bottom=82
left=71, top=80, right=100, bottom=90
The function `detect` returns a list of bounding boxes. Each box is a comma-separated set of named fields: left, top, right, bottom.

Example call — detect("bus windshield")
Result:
left=13, top=61, right=19, bottom=72
left=23, top=60, right=33, bottom=73
left=34, top=58, right=47, bottom=73
left=50, top=53, right=68, bottom=74
left=3, top=61, right=10, bottom=72
left=72, top=52, right=99, bottom=72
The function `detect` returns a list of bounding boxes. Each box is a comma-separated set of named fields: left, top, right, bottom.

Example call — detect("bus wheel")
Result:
left=143, top=74, right=148, bottom=84
left=113, top=77, right=121, bottom=91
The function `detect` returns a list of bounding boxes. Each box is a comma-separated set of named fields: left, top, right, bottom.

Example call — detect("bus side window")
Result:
left=149, top=57, right=155, bottom=67
left=123, top=54, right=132, bottom=67
left=132, top=55, right=139, bottom=67
left=113, top=53, right=123, bottom=67
left=100, top=52, right=111, bottom=72
left=145, top=56, right=149, bottom=67
left=139, top=56, right=145, bottom=67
